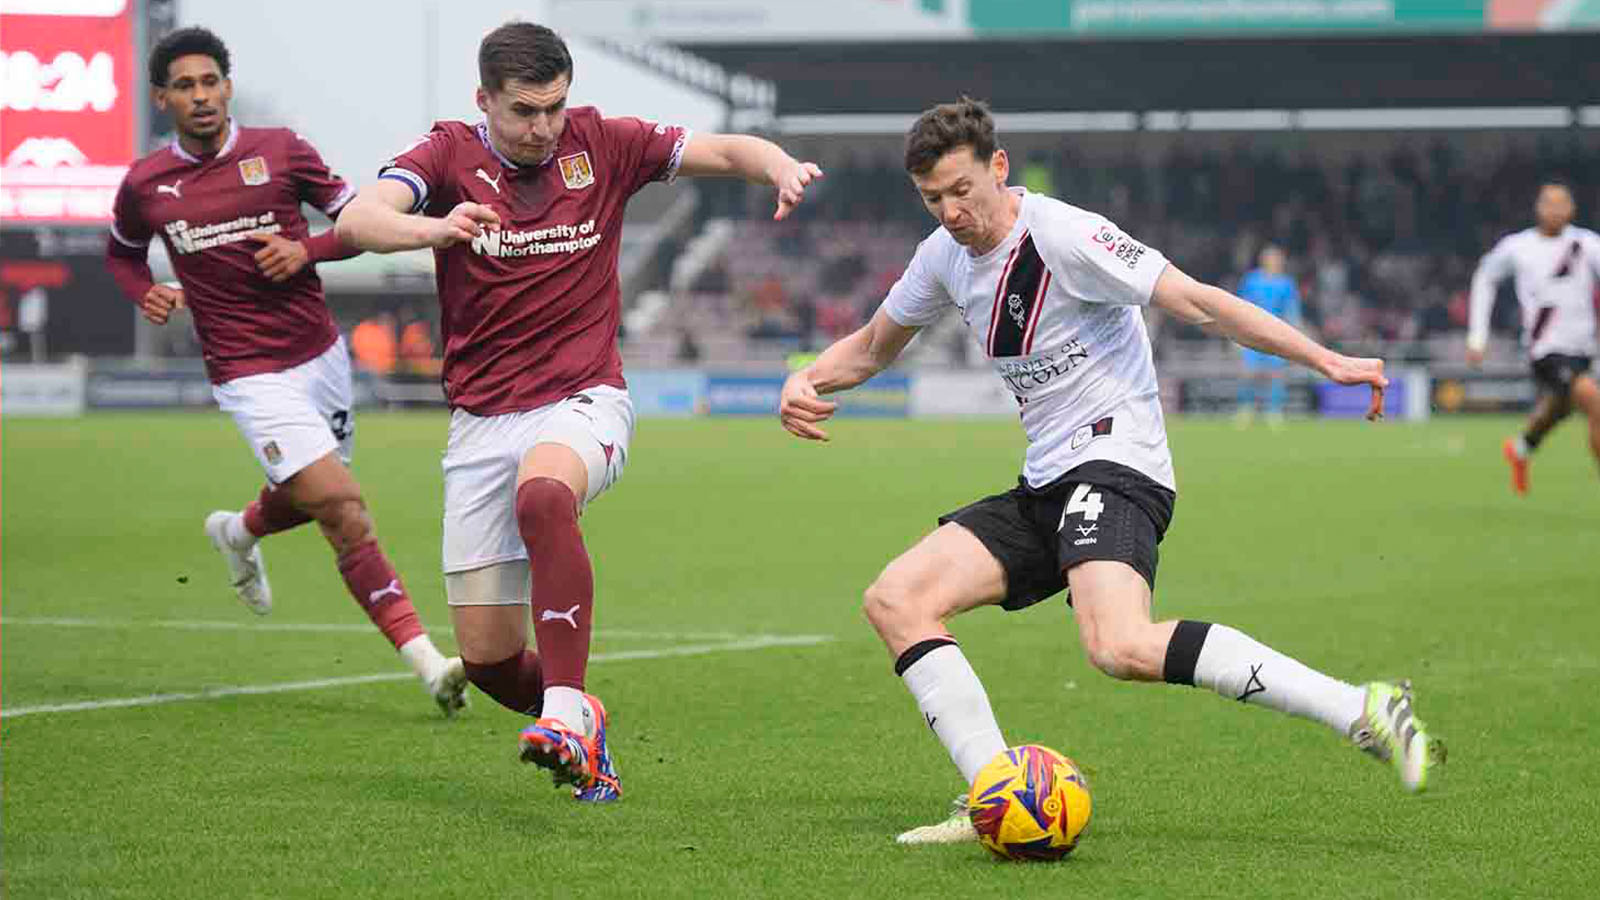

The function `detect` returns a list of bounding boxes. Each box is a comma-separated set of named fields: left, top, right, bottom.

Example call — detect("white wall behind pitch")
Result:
left=176, top=0, right=725, bottom=185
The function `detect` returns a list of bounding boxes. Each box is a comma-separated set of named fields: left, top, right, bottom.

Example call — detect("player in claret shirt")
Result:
left=105, top=28, right=467, bottom=716
left=337, top=20, right=821, bottom=802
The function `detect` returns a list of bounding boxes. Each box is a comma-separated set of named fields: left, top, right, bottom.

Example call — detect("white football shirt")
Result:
left=882, top=188, right=1175, bottom=491
left=1468, top=225, right=1600, bottom=360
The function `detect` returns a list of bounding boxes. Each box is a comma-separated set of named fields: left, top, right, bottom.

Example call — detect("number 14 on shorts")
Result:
left=1059, top=484, right=1104, bottom=541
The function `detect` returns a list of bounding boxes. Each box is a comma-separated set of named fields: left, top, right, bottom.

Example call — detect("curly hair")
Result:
left=148, top=27, right=230, bottom=87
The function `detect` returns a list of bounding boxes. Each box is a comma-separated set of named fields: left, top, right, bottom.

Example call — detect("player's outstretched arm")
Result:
left=1151, top=264, right=1388, bottom=421
left=678, top=134, right=823, bottom=221
left=780, top=309, right=919, bottom=441
left=335, top=179, right=500, bottom=253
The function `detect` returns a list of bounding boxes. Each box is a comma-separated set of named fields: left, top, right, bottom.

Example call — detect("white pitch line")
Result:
left=2, top=674, right=410, bottom=719
left=0, top=634, right=833, bottom=719
left=0, top=617, right=760, bottom=642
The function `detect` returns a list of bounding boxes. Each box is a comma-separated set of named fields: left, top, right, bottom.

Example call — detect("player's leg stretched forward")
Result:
left=208, top=453, right=467, bottom=715
left=869, top=526, right=1446, bottom=845
left=864, top=524, right=1010, bottom=844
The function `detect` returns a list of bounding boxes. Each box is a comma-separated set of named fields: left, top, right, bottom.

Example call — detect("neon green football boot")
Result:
left=1349, top=680, right=1446, bottom=793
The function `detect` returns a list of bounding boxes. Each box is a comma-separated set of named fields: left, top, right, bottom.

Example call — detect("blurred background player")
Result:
left=104, top=27, right=467, bottom=715
left=1234, top=245, right=1301, bottom=427
left=336, top=21, right=821, bottom=802
left=779, top=99, right=1442, bottom=844
left=1467, top=181, right=1600, bottom=495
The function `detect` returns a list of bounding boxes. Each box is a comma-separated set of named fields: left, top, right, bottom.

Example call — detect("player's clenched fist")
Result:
left=138, top=283, right=185, bottom=325
left=779, top=370, right=838, bottom=441
left=429, top=201, right=502, bottom=247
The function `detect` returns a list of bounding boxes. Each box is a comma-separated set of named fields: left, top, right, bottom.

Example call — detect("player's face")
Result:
left=910, top=146, right=1011, bottom=249
left=154, top=54, right=231, bottom=141
left=1535, top=185, right=1575, bottom=234
left=477, top=74, right=570, bottom=166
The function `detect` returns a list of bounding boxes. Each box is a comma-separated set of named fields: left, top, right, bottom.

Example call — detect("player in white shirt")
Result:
left=1466, top=181, right=1600, bottom=495
left=779, top=99, right=1445, bottom=843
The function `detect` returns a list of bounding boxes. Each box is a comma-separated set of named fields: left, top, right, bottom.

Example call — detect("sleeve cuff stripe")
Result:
left=662, top=128, right=692, bottom=184
left=110, top=223, right=148, bottom=249
left=322, top=184, right=357, bottom=215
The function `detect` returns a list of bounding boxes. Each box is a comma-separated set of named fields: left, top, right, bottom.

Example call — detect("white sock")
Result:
left=223, top=512, right=257, bottom=550
left=1188, top=624, right=1366, bottom=734
left=899, top=641, right=1007, bottom=785
left=542, top=686, right=587, bottom=734
left=1512, top=435, right=1531, bottom=459
left=398, top=635, right=446, bottom=682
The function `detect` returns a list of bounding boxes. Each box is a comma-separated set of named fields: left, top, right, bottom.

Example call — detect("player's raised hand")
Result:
left=771, top=159, right=823, bottom=221
left=138, top=283, right=185, bottom=325
left=1321, top=353, right=1388, bottom=421
left=248, top=231, right=310, bottom=282
left=431, top=202, right=501, bottom=247
left=779, top=370, right=839, bottom=441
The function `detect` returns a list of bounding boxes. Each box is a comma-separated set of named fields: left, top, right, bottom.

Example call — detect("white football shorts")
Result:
left=441, top=384, right=634, bottom=575
left=212, top=337, right=355, bottom=485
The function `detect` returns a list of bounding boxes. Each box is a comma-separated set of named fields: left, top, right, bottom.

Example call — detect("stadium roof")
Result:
left=674, top=32, right=1600, bottom=117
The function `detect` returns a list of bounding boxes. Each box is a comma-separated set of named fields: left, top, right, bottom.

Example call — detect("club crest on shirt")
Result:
left=239, top=156, right=270, bottom=186
left=262, top=441, right=282, bottom=464
left=558, top=151, right=595, bottom=190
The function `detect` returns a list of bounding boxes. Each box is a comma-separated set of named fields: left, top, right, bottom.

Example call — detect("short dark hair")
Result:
left=904, top=97, right=996, bottom=176
left=479, top=21, right=572, bottom=94
left=149, top=27, right=230, bottom=87
left=1539, top=178, right=1574, bottom=195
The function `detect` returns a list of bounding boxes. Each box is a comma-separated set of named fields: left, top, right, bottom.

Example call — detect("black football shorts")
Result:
left=938, top=460, right=1176, bottom=611
left=1531, top=353, right=1594, bottom=401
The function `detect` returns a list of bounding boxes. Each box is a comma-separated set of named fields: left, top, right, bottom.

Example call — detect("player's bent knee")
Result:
left=1083, top=638, right=1139, bottom=681
left=515, top=476, right=578, bottom=535
left=1081, top=627, right=1163, bottom=681
left=315, top=497, right=373, bottom=552
left=862, top=572, right=919, bottom=633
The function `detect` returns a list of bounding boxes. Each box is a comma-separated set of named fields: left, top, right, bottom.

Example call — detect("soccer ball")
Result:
left=968, top=744, right=1092, bottom=861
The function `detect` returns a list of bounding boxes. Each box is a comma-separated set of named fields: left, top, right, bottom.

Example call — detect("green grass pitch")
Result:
left=4, top=411, right=1597, bottom=897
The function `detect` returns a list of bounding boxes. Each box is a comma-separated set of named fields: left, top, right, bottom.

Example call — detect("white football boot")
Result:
left=204, top=511, right=272, bottom=615
left=427, top=657, right=470, bottom=718
left=895, top=794, right=977, bottom=845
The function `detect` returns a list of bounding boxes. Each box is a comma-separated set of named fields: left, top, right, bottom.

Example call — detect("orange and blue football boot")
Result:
left=517, top=694, right=621, bottom=802
left=572, top=693, right=620, bottom=803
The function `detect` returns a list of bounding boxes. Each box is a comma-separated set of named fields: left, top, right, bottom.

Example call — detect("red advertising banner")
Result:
left=1, top=1, right=137, bottom=224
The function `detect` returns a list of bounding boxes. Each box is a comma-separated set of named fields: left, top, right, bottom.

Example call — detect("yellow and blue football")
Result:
left=968, top=744, right=1092, bottom=861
